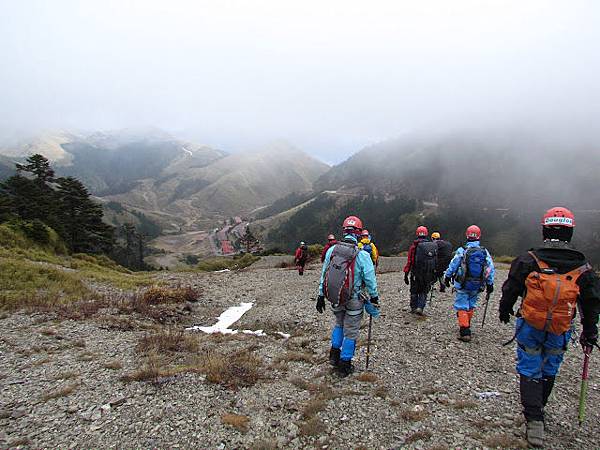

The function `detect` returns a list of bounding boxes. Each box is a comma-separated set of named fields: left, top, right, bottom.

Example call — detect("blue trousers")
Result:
left=453, top=289, right=480, bottom=311
left=515, top=318, right=570, bottom=379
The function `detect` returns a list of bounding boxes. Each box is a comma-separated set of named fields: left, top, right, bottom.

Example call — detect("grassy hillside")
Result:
left=0, top=222, right=156, bottom=310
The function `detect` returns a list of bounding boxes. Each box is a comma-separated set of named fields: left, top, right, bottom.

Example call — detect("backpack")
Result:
left=413, top=241, right=438, bottom=283
left=520, top=251, right=591, bottom=334
left=323, top=242, right=359, bottom=308
left=455, top=246, right=488, bottom=291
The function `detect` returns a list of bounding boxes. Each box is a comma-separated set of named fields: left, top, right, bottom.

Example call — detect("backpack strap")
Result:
left=528, top=251, right=550, bottom=270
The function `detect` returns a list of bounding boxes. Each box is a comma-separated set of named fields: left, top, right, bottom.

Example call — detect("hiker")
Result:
left=316, top=215, right=379, bottom=377
left=432, top=232, right=453, bottom=292
left=403, top=226, right=437, bottom=315
left=294, top=241, right=308, bottom=275
left=444, top=225, right=495, bottom=342
left=358, top=229, right=379, bottom=269
left=321, top=234, right=337, bottom=262
left=498, top=207, right=600, bottom=447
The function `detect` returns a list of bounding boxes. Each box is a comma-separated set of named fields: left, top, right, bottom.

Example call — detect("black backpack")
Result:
left=413, top=241, right=438, bottom=283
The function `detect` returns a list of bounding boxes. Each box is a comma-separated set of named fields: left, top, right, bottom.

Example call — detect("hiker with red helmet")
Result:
left=444, top=225, right=495, bottom=342
left=321, top=234, right=337, bottom=262
left=403, top=226, right=437, bottom=315
left=294, top=241, right=308, bottom=275
left=358, top=229, right=379, bottom=269
left=316, top=215, right=379, bottom=377
left=498, top=207, right=600, bottom=447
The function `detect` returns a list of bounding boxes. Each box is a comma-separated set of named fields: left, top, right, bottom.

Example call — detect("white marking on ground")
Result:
left=187, top=302, right=253, bottom=334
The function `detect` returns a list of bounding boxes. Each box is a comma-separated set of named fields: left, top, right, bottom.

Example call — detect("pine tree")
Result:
left=16, top=154, right=55, bottom=186
left=55, top=177, right=114, bottom=253
left=238, top=226, right=259, bottom=253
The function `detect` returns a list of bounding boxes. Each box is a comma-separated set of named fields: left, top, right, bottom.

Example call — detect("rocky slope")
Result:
left=1, top=260, right=598, bottom=449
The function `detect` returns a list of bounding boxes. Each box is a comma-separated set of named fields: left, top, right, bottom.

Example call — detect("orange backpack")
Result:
left=520, top=251, right=591, bottom=334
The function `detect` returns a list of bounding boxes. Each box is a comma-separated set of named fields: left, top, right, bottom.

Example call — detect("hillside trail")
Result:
left=1, top=260, right=599, bottom=449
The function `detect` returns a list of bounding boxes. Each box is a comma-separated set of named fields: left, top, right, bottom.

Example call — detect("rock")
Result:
left=10, top=409, right=27, bottom=419
left=109, top=396, right=127, bottom=408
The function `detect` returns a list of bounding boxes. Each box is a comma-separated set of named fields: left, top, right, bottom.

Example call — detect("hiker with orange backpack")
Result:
left=316, top=216, right=379, bottom=377
left=404, top=226, right=437, bottom=315
left=294, top=241, right=308, bottom=275
left=498, top=207, right=600, bottom=447
left=321, top=234, right=337, bottom=262
left=444, top=225, right=495, bottom=342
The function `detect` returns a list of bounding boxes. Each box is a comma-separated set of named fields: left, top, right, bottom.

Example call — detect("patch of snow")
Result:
left=276, top=332, right=291, bottom=339
left=214, top=269, right=231, bottom=273
left=187, top=302, right=253, bottom=333
left=242, top=329, right=267, bottom=337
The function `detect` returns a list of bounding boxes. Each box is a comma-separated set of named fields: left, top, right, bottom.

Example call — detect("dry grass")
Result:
left=400, top=408, right=429, bottom=422
left=299, top=417, right=327, bottom=436
left=41, top=383, right=79, bottom=401
left=290, top=377, right=311, bottom=390
left=356, top=372, right=378, bottom=382
left=221, top=413, right=250, bottom=432
left=405, top=430, right=433, bottom=444
left=121, top=352, right=169, bottom=382
left=452, top=399, right=478, bottom=409
left=103, top=360, right=123, bottom=370
left=31, top=356, right=52, bottom=367
left=374, top=385, right=389, bottom=398
left=100, top=315, right=139, bottom=331
left=302, top=398, right=327, bottom=419
left=200, top=350, right=263, bottom=389
left=138, top=286, right=199, bottom=305
left=7, top=438, right=30, bottom=447
left=136, top=328, right=198, bottom=354
left=483, top=434, right=528, bottom=449
left=72, top=339, right=86, bottom=348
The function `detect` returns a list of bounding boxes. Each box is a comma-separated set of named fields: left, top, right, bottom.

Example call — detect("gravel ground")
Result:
left=1, top=261, right=599, bottom=449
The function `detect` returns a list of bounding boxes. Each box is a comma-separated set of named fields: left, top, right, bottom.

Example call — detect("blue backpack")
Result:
left=362, top=243, right=373, bottom=255
left=456, top=246, right=488, bottom=291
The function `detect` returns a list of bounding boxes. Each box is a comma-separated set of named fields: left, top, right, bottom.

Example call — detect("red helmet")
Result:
left=361, top=229, right=370, bottom=237
left=343, top=215, right=363, bottom=231
left=466, top=225, right=481, bottom=240
left=327, top=234, right=335, bottom=241
left=416, top=226, right=428, bottom=237
left=542, top=207, right=575, bottom=228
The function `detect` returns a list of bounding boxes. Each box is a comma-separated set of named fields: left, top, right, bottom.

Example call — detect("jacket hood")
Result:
left=534, top=244, right=588, bottom=272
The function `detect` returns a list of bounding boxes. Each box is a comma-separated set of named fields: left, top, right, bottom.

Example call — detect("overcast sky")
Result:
left=1, top=0, right=599, bottom=163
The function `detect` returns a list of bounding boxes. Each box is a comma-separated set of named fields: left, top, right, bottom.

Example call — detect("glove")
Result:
left=444, top=277, right=451, bottom=288
left=370, top=296, right=379, bottom=306
left=499, top=309, right=512, bottom=324
left=580, top=332, right=598, bottom=349
left=486, top=284, right=494, bottom=294
left=364, top=300, right=380, bottom=318
left=404, top=273, right=410, bottom=285
left=316, top=295, right=326, bottom=314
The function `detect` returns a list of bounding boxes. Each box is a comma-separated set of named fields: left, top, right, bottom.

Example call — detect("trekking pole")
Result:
left=365, top=315, right=373, bottom=370
left=481, top=291, right=491, bottom=329
left=578, top=345, right=592, bottom=426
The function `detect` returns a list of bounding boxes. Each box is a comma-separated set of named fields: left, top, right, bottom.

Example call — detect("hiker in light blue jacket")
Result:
left=444, top=225, right=495, bottom=341
left=316, top=215, right=379, bottom=377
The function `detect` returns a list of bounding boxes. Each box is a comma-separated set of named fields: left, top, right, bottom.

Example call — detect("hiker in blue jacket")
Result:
left=444, top=225, right=495, bottom=342
left=316, top=215, right=379, bottom=377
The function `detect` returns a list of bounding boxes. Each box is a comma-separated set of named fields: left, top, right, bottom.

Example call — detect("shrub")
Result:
left=136, top=328, right=198, bottom=354
left=307, top=244, right=324, bottom=258
left=200, top=350, right=263, bottom=389
left=194, top=253, right=259, bottom=272
left=221, top=413, right=250, bottom=432
left=138, top=286, right=199, bottom=305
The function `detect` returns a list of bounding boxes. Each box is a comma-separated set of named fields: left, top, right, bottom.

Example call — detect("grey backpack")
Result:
left=323, top=242, right=359, bottom=307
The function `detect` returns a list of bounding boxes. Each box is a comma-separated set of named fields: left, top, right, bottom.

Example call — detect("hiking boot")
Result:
left=526, top=420, right=544, bottom=447
left=337, top=359, right=354, bottom=378
left=414, top=308, right=423, bottom=315
left=458, top=334, right=472, bottom=342
left=329, top=348, right=341, bottom=367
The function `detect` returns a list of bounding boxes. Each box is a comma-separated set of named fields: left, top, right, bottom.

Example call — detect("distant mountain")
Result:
left=0, top=130, right=329, bottom=232
left=0, top=155, right=16, bottom=180
left=263, top=130, right=600, bottom=263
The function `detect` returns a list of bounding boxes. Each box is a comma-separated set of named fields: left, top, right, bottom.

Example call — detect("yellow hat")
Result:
left=431, top=232, right=441, bottom=239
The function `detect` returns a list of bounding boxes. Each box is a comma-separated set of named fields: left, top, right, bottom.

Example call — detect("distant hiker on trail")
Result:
left=444, top=225, right=495, bottom=342
left=403, top=226, right=437, bottom=315
left=321, top=234, right=337, bottom=262
left=432, top=232, right=453, bottom=292
left=358, top=229, right=379, bottom=269
left=294, top=242, right=308, bottom=275
left=316, top=215, right=379, bottom=377
left=498, top=207, right=600, bottom=447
